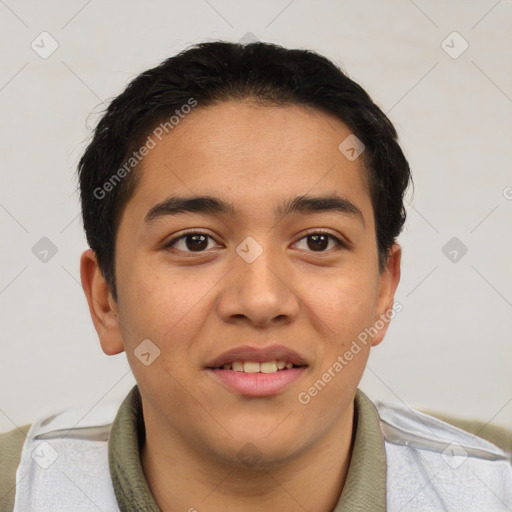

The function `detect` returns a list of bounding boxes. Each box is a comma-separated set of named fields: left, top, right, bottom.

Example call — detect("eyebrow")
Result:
left=144, top=194, right=365, bottom=226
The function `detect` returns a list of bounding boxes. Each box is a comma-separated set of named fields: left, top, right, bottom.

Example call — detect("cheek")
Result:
left=120, top=261, right=219, bottom=347
left=118, top=263, right=209, bottom=400
left=299, top=275, right=377, bottom=416
left=304, top=265, right=379, bottom=343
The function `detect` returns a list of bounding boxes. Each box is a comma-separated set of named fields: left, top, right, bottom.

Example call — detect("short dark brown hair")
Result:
left=78, top=41, right=412, bottom=302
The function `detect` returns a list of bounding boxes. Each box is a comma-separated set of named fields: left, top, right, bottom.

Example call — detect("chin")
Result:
left=206, top=431, right=309, bottom=471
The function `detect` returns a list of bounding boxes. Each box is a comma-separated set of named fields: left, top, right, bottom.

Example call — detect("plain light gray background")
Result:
left=1, top=0, right=511, bottom=433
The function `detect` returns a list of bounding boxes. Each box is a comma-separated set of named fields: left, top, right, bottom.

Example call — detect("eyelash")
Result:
left=163, top=229, right=348, bottom=254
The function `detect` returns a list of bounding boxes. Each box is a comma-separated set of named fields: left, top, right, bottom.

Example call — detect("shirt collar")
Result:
left=109, top=386, right=386, bottom=511
left=333, top=389, right=387, bottom=511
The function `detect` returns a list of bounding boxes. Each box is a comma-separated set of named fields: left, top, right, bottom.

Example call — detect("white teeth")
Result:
left=243, top=361, right=260, bottom=373
left=222, top=360, right=295, bottom=373
left=260, top=361, right=278, bottom=373
left=232, top=361, right=244, bottom=372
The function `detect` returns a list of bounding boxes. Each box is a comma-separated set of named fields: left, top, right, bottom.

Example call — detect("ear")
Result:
left=80, top=249, right=125, bottom=356
left=370, top=243, right=402, bottom=347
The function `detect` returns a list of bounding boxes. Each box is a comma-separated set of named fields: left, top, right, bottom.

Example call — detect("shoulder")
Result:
left=422, top=409, right=512, bottom=453
left=373, top=398, right=512, bottom=510
left=0, top=424, right=31, bottom=512
left=374, top=397, right=511, bottom=460
left=0, top=396, right=123, bottom=512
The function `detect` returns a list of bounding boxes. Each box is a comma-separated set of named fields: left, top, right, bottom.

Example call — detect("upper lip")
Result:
left=205, top=345, right=309, bottom=369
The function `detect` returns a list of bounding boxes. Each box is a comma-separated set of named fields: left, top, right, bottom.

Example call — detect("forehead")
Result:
left=122, top=101, right=372, bottom=225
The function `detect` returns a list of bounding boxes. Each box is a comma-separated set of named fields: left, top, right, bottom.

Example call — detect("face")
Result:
left=81, top=100, right=400, bottom=467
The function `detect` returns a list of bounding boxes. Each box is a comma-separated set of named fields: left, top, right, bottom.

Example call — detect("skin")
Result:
left=80, top=100, right=401, bottom=512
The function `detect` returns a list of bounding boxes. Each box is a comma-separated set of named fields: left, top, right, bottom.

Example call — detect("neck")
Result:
left=141, top=402, right=355, bottom=512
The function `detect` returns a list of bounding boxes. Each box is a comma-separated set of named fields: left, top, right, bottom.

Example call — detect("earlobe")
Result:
left=80, top=249, right=125, bottom=356
left=371, top=244, right=402, bottom=347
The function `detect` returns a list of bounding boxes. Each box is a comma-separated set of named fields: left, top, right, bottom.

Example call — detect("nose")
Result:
left=215, top=241, right=300, bottom=328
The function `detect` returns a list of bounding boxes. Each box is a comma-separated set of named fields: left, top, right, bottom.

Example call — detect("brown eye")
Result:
left=184, top=234, right=208, bottom=251
left=164, top=232, right=220, bottom=253
left=294, top=232, right=346, bottom=253
left=307, top=234, right=330, bottom=251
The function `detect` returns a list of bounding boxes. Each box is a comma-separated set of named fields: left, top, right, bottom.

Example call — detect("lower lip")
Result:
left=206, top=367, right=307, bottom=396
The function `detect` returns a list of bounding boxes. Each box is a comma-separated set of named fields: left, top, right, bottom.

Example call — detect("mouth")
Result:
left=205, top=345, right=309, bottom=396
left=208, top=360, right=304, bottom=372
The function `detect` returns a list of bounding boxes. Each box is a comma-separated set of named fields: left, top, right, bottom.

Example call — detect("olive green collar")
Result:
left=108, top=386, right=160, bottom=512
left=333, top=389, right=387, bottom=511
left=109, top=386, right=386, bottom=511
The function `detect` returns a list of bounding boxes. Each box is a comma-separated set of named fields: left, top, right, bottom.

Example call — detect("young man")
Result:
left=1, top=41, right=511, bottom=512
